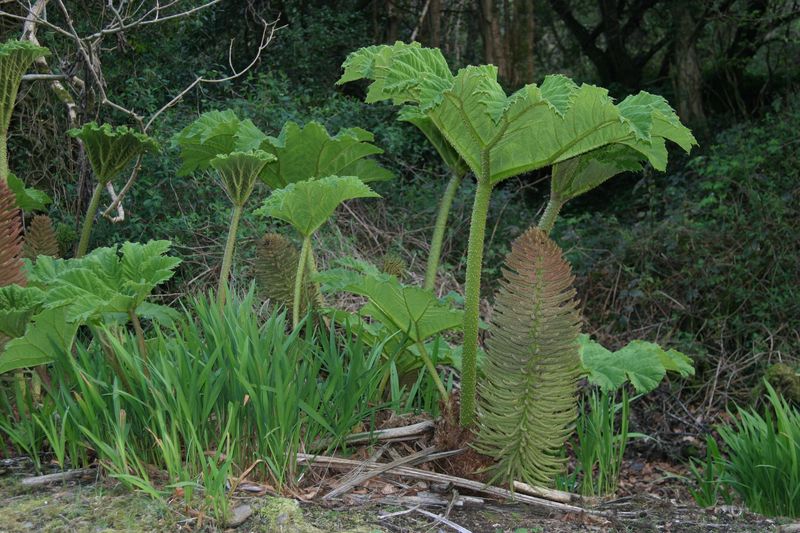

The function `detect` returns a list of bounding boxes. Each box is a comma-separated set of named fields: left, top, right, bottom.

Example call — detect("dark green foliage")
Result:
left=475, top=227, right=581, bottom=485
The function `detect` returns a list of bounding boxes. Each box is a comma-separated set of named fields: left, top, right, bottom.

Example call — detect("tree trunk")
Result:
left=510, top=0, right=535, bottom=87
left=672, top=2, right=708, bottom=136
left=429, top=0, right=442, bottom=47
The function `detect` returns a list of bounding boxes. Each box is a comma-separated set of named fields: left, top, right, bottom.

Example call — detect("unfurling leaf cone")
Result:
left=254, top=233, right=312, bottom=313
left=474, top=226, right=582, bottom=486
left=0, top=180, right=25, bottom=287
left=23, top=215, right=60, bottom=261
left=380, top=252, right=407, bottom=279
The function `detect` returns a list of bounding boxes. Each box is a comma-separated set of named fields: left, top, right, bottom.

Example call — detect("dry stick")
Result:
left=310, top=420, right=435, bottom=452
left=415, top=507, right=473, bottom=533
left=20, top=468, right=95, bottom=487
left=324, top=446, right=438, bottom=500
left=512, top=480, right=580, bottom=504
left=298, top=454, right=605, bottom=516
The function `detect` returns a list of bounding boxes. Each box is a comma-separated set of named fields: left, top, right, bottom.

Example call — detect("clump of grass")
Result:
left=716, top=382, right=800, bottom=517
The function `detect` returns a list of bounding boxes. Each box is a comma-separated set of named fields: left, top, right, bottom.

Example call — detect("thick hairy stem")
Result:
left=416, top=339, right=449, bottom=401
left=76, top=183, right=103, bottom=258
left=0, top=132, right=8, bottom=184
left=218, top=204, right=243, bottom=304
left=460, top=178, right=493, bottom=427
left=306, top=246, right=324, bottom=308
left=537, top=194, right=564, bottom=236
left=424, top=171, right=463, bottom=291
left=293, top=236, right=311, bottom=329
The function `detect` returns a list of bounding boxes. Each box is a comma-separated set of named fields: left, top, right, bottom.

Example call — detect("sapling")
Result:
left=69, top=123, right=159, bottom=257
left=255, top=175, right=380, bottom=328
left=339, top=42, right=696, bottom=426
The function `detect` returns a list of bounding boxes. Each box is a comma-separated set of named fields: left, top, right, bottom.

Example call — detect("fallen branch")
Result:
left=20, top=468, right=95, bottom=487
left=512, top=480, right=581, bottom=504
left=310, top=420, right=435, bottom=452
left=298, top=453, right=606, bottom=516
left=324, top=446, right=438, bottom=500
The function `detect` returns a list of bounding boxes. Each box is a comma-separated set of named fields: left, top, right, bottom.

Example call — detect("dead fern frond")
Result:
left=0, top=181, right=25, bottom=287
left=474, top=226, right=581, bottom=486
left=23, top=215, right=60, bottom=261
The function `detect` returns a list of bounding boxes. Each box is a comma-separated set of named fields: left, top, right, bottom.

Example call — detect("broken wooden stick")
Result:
left=298, top=453, right=606, bottom=516
left=20, top=468, right=95, bottom=487
left=512, top=480, right=581, bottom=504
left=310, top=420, right=435, bottom=452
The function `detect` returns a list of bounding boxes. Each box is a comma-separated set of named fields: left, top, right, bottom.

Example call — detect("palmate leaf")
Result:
left=258, top=121, right=394, bottom=189
left=551, top=146, right=644, bottom=202
left=579, top=335, right=695, bottom=393
left=474, top=227, right=582, bottom=486
left=173, top=110, right=266, bottom=176
left=68, top=122, right=159, bottom=184
left=0, top=40, right=49, bottom=135
left=339, top=43, right=696, bottom=184
left=26, top=240, right=180, bottom=325
left=398, top=107, right=468, bottom=177
left=0, top=285, right=44, bottom=338
left=7, top=173, right=51, bottom=211
left=323, top=271, right=463, bottom=344
left=255, top=175, right=380, bottom=237
left=209, top=150, right=275, bottom=206
left=0, top=307, right=77, bottom=374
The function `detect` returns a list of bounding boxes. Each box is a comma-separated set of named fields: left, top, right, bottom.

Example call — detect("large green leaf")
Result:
left=327, top=272, right=463, bottom=344
left=26, top=240, right=180, bottom=324
left=0, top=285, right=45, bottom=338
left=209, top=150, right=275, bottom=206
left=258, top=121, right=393, bottom=189
left=1, top=40, right=49, bottom=135
left=551, top=146, right=644, bottom=202
left=0, top=307, right=77, bottom=374
left=7, top=172, right=51, bottom=211
left=255, top=175, right=380, bottom=237
left=398, top=107, right=468, bottom=177
left=579, top=335, right=694, bottom=393
left=339, top=43, right=696, bottom=183
left=172, top=109, right=266, bottom=176
left=68, top=122, right=159, bottom=184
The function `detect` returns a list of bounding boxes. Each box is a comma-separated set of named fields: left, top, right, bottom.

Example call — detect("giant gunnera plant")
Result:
left=340, top=42, right=696, bottom=426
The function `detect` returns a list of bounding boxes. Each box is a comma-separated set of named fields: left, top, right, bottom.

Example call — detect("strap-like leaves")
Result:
left=68, top=122, right=159, bottom=184
left=258, top=121, right=393, bottom=189
left=255, top=175, right=380, bottom=237
left=475, top=227, right=582, bottom=486
left=339, top=42, right=696, bottom=184
left=209, top=150, right=275, bottom=206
